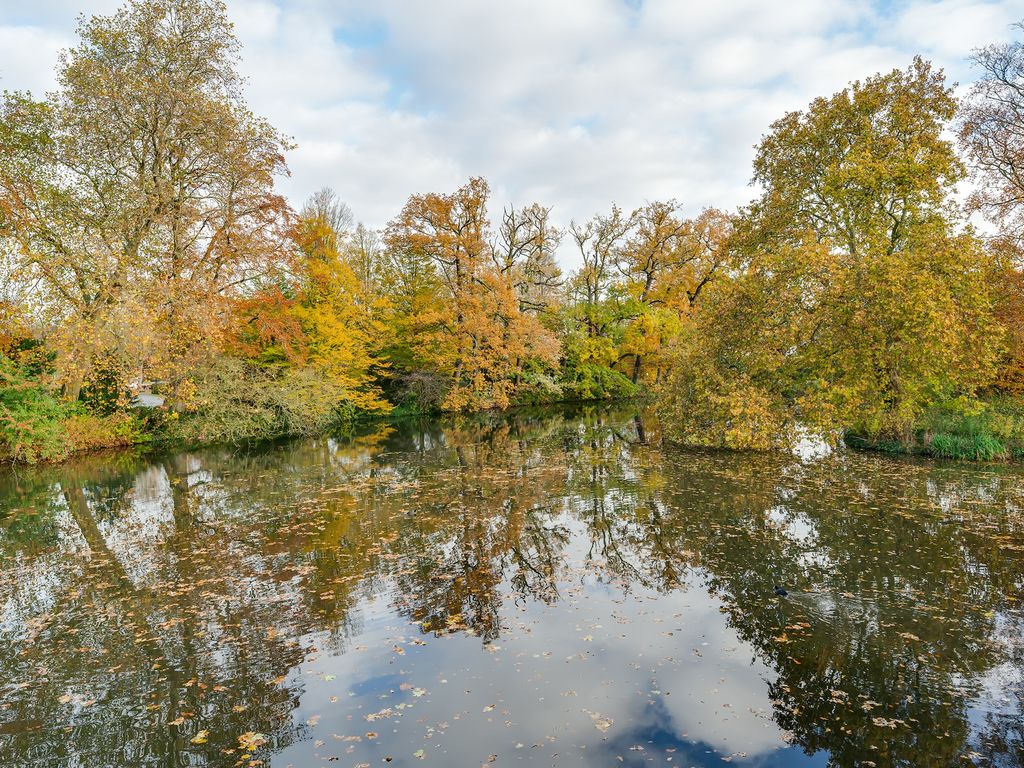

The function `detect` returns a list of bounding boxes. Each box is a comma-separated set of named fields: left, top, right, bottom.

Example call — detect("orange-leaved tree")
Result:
left=385, top=178, right=559, bottom=410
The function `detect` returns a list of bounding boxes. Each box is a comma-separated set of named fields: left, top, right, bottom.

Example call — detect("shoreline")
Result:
left=0, top=396, right=646, bottom=469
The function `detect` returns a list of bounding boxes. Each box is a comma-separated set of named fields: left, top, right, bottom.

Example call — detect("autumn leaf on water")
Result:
left=583, top=709, right=613, bottom=733
left=238, top=732, right=268, bottom=752
left=190, top=730, right=209, bottom=745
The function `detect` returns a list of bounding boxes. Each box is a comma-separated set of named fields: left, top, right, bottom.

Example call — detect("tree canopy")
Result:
left=1, top=0, right=1023, bottom=462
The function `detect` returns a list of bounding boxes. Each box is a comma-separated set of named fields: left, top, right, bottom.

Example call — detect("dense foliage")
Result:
left=2, top=0, right=1024, bottom=461
left=662, top=60, right=1003, bottom=449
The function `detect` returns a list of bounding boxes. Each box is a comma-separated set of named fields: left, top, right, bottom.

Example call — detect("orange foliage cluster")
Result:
left=385, top=177, right=560, bottom=410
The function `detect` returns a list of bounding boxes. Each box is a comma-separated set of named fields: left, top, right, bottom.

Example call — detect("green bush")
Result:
left=63, top=411, right=147, bottom=453
left=560, top=363, right=638, bottom=401
left=171, top=358, right=366, bottom=445
left=0, top=354, right=69, bottom=463
left=845, top=394, right=1024, bottom=461
left=512, top=372, right=564, bottom=406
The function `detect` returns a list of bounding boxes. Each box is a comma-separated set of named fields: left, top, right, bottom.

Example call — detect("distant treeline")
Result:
left=2, top=0, right=1024, bottom=462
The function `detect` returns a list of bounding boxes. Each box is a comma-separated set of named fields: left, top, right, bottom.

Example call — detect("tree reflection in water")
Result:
left=0, top=405, right=1022, bottom=766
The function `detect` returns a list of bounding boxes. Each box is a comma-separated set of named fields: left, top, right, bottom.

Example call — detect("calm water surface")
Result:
left=1, top=406, right=1023, bottom=767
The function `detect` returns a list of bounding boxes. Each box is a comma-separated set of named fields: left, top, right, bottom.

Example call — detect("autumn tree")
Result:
left=0, top=0, right=291, bottom=400
left=959, top=25, right=1024, bottom=391
left=663, top=59, right=1001, bottom=448
left=558, top=202, right=730, bottom=393
left=492, top=203, right=563, bottom=314
left=182, top=213, right=391, bottom=443
left=616, top=201, right=689, bottom=384
left=376, top=227, right=447, bottom=386
left=674, top=208, right=734, bottom=309
left=558, top=206, right=636, bottom=396
left=620, top=206, right=733, bottom=386
left=302, top=187, right=354, bottom=237
left=385, top=178, right=559, bottom=409
left=345, top=223, right=387, bottom=295
left=288, top=216, right=390, bottom=412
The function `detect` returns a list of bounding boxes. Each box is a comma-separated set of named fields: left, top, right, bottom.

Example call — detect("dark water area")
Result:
left=1, top=405, right=1023, bottom=767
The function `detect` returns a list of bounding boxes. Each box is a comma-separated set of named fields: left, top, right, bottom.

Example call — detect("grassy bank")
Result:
left=0, top=355, right=642, bottom=466
left=845, top=397, right=1024, bottom=461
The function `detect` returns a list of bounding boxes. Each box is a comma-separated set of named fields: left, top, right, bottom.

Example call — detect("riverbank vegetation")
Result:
left=2, top=0, right=1024, bottom=463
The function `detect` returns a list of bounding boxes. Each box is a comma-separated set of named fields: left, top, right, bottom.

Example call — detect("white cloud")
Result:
left=891, top=0, right=1024, bottom=61
left=0, top=25, right=69, bottom=94
left=2, top=0, right=1024, bottom=268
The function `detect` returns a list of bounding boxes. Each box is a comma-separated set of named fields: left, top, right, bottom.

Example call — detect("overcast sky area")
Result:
left=3, top=0, right=1024, bottom=267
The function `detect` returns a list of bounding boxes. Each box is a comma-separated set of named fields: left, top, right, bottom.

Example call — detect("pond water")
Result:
left=1, top=405, right=1023, bottom=767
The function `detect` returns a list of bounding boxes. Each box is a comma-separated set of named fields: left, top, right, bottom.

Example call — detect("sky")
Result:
left=2, top=0, right=1024, bottom=267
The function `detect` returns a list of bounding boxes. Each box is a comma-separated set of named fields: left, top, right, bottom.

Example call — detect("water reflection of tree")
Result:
left=0, top=413, right=580, bottom=763
left=1, top=454, right=319, bottom=765
left=3, top=408, right=1024, bottom=766
left=646, top=450, right=1024, bottom=767
left=372, top=415, right=573, bottom=642
left=563, top=411, right=689, bottom=592
left=501, top=414, right=1024, bottom=766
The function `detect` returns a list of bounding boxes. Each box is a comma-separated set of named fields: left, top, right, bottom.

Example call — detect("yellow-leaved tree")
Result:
left=0, top=0, right=291, bottom=402
left=662, top=58, right=1002, bottom=449
left=290, top=216, right=391, bottom=413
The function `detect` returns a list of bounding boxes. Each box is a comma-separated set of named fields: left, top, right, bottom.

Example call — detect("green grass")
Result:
left=846, top=395, right=1024, bottom=461
left=928, top=432, right=1008, bottom=460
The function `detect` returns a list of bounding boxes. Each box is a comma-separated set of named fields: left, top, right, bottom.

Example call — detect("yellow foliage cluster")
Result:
left=661, top=60, right=1005, bottom=448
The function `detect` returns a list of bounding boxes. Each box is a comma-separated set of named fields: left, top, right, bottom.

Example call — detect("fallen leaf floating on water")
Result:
left=583, top=709, right=614, bottom=733
left=190, top=730, right=209, bottom=745
left=238, top=732, right=267, bottom=752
